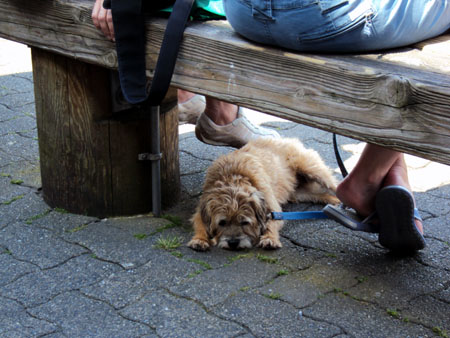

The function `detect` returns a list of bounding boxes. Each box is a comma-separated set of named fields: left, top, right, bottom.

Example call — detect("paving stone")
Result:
left=0, top=160, right=41, bottom=188
left=323, top=249, right=423, bottom=278
left=346, top=262, right=449, bottom=310
left=171, top=244, right=242, bottom=270
left=0, top=175, right=31, bottom=205
left=37, top=332, right=66, bottom=338
left=0, top=251, right=37, bottom=287
left=275, top=239, right=330, bottom=271
left=415, top=189, right=450, bottom=218
left=64, top=216, right=183, bottom=269
left=0, top=222, right=87, bottom=269
left=427, top=184, right=450, bottom=200
left=120, top=289, right=246, bottom=337
left=179, top=150, right=212, bottom=175
left=0, top=297, right=57, bottom=337
left=81, top=251, right=199, bottom=309
left=416, top=237, right=450, bottom=270
left=29, top=291, right=151, bottom=337
left=212, top=291, right=341, bottom=337
left=30, top=209, right=98, bottom=235
left=0, top=127, right=39, bottom=162
left=0, top=254, right=120, bottom=307
left=0, top=113, right=36, bottom=137
left=282, top=218, right=378, bottom=255
left=169, top=255, right=282, bottom=307
left=0, top=190, right=49, bottom=228
left=303, top=134, right=353, bottom=171
left=0, top=74, right=33, bottom=97
left=424, top=213, right=450, bottom=244
left=0, top=103, right=19, bottom=123
left=256, top=261, right=363, bottom=308
left=436, top=285, right=450, bottom=303
left=303, top=293, right=432, bottom=337
left=179, top=133, right=233, bottom=162
left=0, top=91, right=35, bottom=112
left=401, top=294, right=450, bottom=333
left=181, top=171, right=207, bottom=197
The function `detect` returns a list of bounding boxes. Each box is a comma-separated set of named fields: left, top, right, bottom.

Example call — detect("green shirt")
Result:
left=162, top=0, right=225, bottom=20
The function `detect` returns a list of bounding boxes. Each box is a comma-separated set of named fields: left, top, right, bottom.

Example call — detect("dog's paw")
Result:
left=258, top=236, right=282, bottom=250
left=188, top=238, right=210, bottom=251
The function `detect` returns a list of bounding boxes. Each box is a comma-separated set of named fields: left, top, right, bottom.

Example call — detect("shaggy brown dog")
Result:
left=188, top=138, right=339, bottom=251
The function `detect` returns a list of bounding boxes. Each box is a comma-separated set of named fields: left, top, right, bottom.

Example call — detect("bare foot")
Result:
left=336, top=176, right=380, bottom=217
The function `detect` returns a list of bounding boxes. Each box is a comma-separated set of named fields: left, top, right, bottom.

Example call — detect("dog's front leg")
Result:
left=188, top=211, right=212, bottom=251
left=258, top=195, right=283, bottom=249
left=259, top=219, right=283, bottom=249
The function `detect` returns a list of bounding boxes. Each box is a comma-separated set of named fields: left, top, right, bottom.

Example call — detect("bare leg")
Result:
left=178, top=90, right=238, bottom=125
left=204, top=97, right=238, bottom=125
left=177, top=89, right=196, bottom=103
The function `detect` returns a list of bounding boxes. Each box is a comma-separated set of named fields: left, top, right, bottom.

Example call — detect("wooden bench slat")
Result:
left=0, top=0, right=449, bottom=165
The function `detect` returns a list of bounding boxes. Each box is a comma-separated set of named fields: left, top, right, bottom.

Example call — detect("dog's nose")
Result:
left=228, top=238, right=240, bottom=249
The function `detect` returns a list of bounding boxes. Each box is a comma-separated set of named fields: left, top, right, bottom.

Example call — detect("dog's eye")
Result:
left=218, top=220, right=227, bottom=227
left=240, top=221, right=250, bottom=226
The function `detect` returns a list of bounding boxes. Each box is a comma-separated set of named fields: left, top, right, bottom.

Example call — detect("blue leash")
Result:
left=267, top=135, right=347, bottom=222
left=270, top=211, right=329, bottom=220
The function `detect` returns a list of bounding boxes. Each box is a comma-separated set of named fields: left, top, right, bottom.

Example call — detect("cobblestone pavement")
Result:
left=1, top=38, right=449, bottom=337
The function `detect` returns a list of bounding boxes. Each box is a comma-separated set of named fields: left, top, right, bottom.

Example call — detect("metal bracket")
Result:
left=138, top=153, right=163, bottom=161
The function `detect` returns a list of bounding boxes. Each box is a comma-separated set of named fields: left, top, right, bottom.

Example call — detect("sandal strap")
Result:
left=414, top=208, right=422, bottom=221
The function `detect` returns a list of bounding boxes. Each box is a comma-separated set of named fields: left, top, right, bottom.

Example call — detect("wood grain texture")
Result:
left=32, top=48, right=180, bottom=217
left=33, top=47, right=114, bottom=216
left=1, top=0, right=449, bottom=164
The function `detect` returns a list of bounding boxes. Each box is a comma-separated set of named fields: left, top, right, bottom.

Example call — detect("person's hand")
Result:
left=92, top=0, right=115, bottom=41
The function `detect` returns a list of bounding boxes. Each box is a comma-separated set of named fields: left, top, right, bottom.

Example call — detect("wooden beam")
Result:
left=32, top=47, right=180, bottom=217
left=1, top=0, right=449, bottom=165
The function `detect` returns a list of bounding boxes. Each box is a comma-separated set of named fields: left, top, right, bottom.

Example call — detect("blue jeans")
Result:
left=223, top=0, right=450, bottom=52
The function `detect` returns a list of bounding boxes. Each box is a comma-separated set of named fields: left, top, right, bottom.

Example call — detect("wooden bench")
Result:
left=1, top=0, right=449, bottom=217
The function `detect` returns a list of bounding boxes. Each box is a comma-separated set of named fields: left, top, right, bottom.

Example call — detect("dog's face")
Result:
left=199, top=183, right=268, bottom=250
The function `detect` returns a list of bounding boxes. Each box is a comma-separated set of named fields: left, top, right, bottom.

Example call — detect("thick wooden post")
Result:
left=32, top=48, right=180, bottom=217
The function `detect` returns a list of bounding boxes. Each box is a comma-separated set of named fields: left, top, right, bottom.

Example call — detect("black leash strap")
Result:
left=109, top=0, right=195, bottom=106
left=110, top=0, right=147, bottom=104
left=147, top=0, right=195, bottom=105
left=333, top=133, right=348, bottom=178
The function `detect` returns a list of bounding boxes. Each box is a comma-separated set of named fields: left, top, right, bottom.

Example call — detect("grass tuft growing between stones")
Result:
left=187, top=258, right=212, bottom=270
left=25, top=209, right=51, bottom=224
left=386, top=308, right=401, bottom=319
left=263, top=292, right=282, bottom=300
left=277, top=269, right=289, bottom=276
left=134, top=233, right=148, bottom=240
left=433, top=327, right=448, bottom=338
left=187, top=270, right=202, bottom=278
left=2, top=194, right=24, bottom=205
left=228, top=253, right=252, bottom=263
left=256, top=254, right=278, bottom=264
left=155, top=235, right=182, bottom=250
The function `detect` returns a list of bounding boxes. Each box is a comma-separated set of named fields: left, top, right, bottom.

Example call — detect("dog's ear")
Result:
left=199, top=196, right=216, bottom=238
left=250, top=191, right=268, bottom=232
